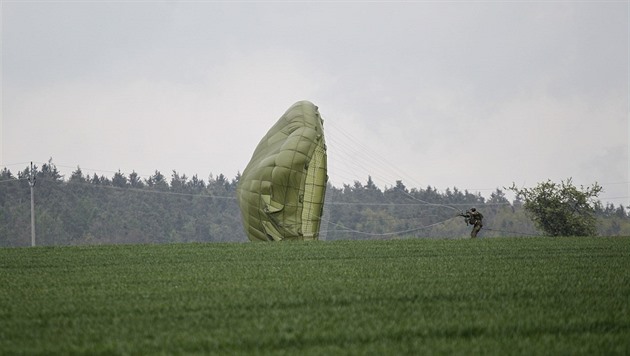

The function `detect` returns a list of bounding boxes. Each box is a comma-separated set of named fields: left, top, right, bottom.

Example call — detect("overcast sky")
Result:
left=2, top=1, right=628, bottom=207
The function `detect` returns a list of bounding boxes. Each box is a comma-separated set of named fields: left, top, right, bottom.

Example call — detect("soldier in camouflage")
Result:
left=460, top=207, right=483, bottom=238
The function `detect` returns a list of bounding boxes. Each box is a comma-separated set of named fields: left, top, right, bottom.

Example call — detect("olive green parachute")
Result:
left=237, top=101, right=328, bottom=242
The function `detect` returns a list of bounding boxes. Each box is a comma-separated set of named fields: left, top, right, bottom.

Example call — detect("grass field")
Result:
left=1, top=237, right=629, bottom=355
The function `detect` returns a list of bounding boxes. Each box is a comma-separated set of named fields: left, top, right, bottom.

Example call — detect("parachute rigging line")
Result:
left=319, top=215, right=459, bottom=237
left=396, top=189, right=461, bottom=212
left=324, top=121, right=425, bottom=190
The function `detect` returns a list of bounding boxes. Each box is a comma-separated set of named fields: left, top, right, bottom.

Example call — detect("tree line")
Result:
left=1, top=161, right=628, bottom=247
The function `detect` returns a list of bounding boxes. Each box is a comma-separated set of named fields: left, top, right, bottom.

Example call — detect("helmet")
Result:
left=470, top=208, right=476, bottom=212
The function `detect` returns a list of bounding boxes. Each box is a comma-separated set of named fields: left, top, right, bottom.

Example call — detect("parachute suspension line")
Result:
left=324, top=121, right=425, bottom=189
left=326, top=129, right=421, bottom=188
left=321, top=120, right=471, bottom=238
left=324, top=127, right=383, bottom=184
left=396, top=189, right=461, bottom=212
left=325, top=121, right=502, bottom=206
left=318, top=215, right=459, bottom=237
left=319, top=180, right=335, bottom=241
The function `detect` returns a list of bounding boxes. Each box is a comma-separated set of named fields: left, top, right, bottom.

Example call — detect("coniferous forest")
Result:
left=1, top=161, right=629, bottom=247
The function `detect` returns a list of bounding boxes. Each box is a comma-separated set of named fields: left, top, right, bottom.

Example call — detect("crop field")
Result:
left=1, top=237, right=629, bottom=355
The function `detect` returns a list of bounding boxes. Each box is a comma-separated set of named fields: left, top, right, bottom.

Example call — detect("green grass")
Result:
left=1, top=237, right=629, bottom=355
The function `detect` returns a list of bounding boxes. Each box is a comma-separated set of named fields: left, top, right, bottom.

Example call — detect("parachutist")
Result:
left=459, top=208, right=483, bottom=238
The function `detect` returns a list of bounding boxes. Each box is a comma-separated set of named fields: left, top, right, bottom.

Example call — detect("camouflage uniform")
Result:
left=465, top=208, right=483, bottom=238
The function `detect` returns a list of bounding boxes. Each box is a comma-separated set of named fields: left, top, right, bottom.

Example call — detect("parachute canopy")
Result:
left=237, top=101, right=328, bottom=241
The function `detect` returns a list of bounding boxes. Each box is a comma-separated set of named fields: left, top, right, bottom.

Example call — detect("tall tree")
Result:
left=112, top=170, right=128, bottom=188
left=69, top=167, right=86, bottom=183
left=146, top=170, right=168, bottom=190
left=129, top=171, right=144, bottom=189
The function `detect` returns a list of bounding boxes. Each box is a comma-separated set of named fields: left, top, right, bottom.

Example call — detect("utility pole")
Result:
left=29, top=161, right=36, bottom=247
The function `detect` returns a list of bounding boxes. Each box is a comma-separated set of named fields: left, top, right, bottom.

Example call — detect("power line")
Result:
left=38, top=177, right=238, bottom=200
left=0, top=178, right=28, bottom=184
left=3, top=153, right=624, bottom=242
left=6, top=159, right=626, bottom=201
